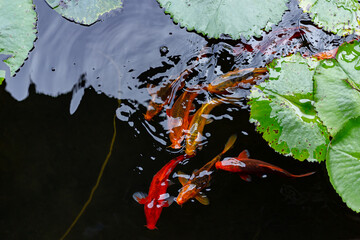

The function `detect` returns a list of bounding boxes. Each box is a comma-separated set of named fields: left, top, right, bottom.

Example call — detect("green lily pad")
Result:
left=299, top=0, right=360, bottom=36
left=0, top=0, right=37, bottom=76
left=46, top=0, right=122, bottom=25
left=327, top=117, right=360, bottom=213
left=0, top=71, right=4, bottom=84
left=157, top=0, right=288, bottom=39
left=248, top=54, right=329, bottom=162
left=314, top=41, right=360, bottom=136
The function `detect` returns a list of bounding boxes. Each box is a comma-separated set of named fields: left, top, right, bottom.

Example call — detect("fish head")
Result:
left=216, top=157, right=246, bottom=171
left=144, top=103, right=161, bottom=121
left=176, top=184, right=197, bottom=205
left=215, top=161, right=222, bottom=169
left=144, top=199, right=161, bottom=230
left=145, top=223, right=158, bottom=230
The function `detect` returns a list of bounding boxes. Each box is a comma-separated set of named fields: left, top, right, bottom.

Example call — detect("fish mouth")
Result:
left=145, top=224, right=158, bottom=230
left=215, top=161, right=221, bottom=169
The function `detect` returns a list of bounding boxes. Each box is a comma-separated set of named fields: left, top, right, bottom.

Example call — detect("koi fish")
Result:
left=176, top=135, right=237, bottom=205
left=144, top=70, right=191, bottom=121
left=133, top=154, right=193, bottom=229
left=166, top=89, right=199, bottom=149
left=313, top=47, right=338, bottom=60
left=206, top=68, right=268, bottom=94
left=215, top=150, right=315, bottom=182
left=185, top=98, right=223, bottom=156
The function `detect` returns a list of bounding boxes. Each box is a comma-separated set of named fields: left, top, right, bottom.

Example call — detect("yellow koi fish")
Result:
left=185, top=98, right=223, bottom=156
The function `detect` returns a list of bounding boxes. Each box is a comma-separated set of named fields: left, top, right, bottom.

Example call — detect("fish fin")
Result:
left=167, top=179, right=175, bottom=186
left=239, top=174, right=252, bottom=182
left=177, top=171, right=189, bottom=186
left=132, top=192, right=147, bottom=204
left=195, top=193, right=210, bottom=205
left=205, top=118, right=213, bottom=124
left=237, top=150, right=250, bottom=159
left=146, top=83, right=156, bottom=95
left=163, top=196, right=175, bottom=207
left=222, top=134, right=237, bottom=154
left=291, top=171, right=316, bottom=178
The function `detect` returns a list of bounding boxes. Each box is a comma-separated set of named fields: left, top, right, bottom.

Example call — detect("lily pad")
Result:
left=0, top=0, right=37, bottom=76
left=45, top=0, right=123, bottom=25
left=157, top=0, right=288, bottom=39
left=314, top=41, right=360, bottom=136
left=248, top=54, right=329, bottom=162
left=0, top=70, right=4, bottom=84
left=327, top=117, right=360, bottom=213
left=299, top=0, right=360, bottom=36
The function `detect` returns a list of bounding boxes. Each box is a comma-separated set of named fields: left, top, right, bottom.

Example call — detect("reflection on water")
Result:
left=2, top=0, right=360, bottom=239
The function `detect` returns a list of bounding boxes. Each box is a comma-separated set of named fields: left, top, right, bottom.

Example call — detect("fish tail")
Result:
left=221, top=134, right=237, bottom=154
left=289, top=171, right=316, bottom=178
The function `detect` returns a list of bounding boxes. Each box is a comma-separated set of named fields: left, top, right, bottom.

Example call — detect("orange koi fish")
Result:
left=176, top=135, right=237, bottom=205
left=206, top=68, right=268, bottom=94
left=313, top=47, right=338, bottom=60
left=145, top=70, right=191, bottom=121
left=215, top=150, right=315, bottom=182
left=167, top=89, right=199, bottom=149
left=133, top=154, right=193, bottom=229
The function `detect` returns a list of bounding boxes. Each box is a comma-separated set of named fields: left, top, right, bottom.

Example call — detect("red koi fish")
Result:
left=206, top=68, right=268, bottom=94
left=176, top=135, right=237, bottom=205
left=133, top=154, right=193, bottom=229
left=185, top=98, right=223, bottom=156
left=167, top=89, right=199, bottom=149
left=215, top=150, right=315, bottom=182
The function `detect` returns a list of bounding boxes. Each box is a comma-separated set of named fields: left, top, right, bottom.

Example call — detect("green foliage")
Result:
left=0, top=71, right=4, bottom=84
left=45, top=0, right=122, bottom=25
left=299, top=0, right=360, bottom=36
left=314, top=41, right=360, bottom=136
left=327, top=117, right=360, bottom=213
left=248, top=54, right=329, bottom=162
left=0, top=0, right=37, bottom=76
left=156, top=0, right=288, bottom=39
left=249, top=41, right=360, bottom=212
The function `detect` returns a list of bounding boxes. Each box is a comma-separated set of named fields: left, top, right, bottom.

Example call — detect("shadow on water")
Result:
left=1, top=0, right=360, bottom=239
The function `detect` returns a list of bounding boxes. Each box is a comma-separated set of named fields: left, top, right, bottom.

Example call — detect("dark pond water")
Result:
left=1, top=0, right=360, bottom=239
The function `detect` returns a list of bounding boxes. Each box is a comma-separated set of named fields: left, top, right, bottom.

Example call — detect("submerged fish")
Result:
left=215, top=150, right=315, bottom=182
left=167, top=89, right=199, bottom=149
left=176, top=135, right=237, bottom=205
left=133, top=154, right=193, bottom=229
left=144, top=70, right=191, bottom=121
left=313, top=47, right=338, bottom=60
left=207, top=68, right=268, bottom=94
left=185, top=98, right=223, bottom=156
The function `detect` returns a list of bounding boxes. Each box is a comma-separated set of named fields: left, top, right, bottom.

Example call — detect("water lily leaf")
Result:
left=0, top=0, right=37, bottom=76
left=327, top=117, right=360, bottom=213
left=0, top=70, right=4, bottom=84
left=299, top=0, right=360, bottom=36
left=314, top=41, right=360, bottom=136
left=46, top=0, right=122, bottom=25
left=157, top=0, right=288, bottom=39
left=248, top=54, right=329, bottom=162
